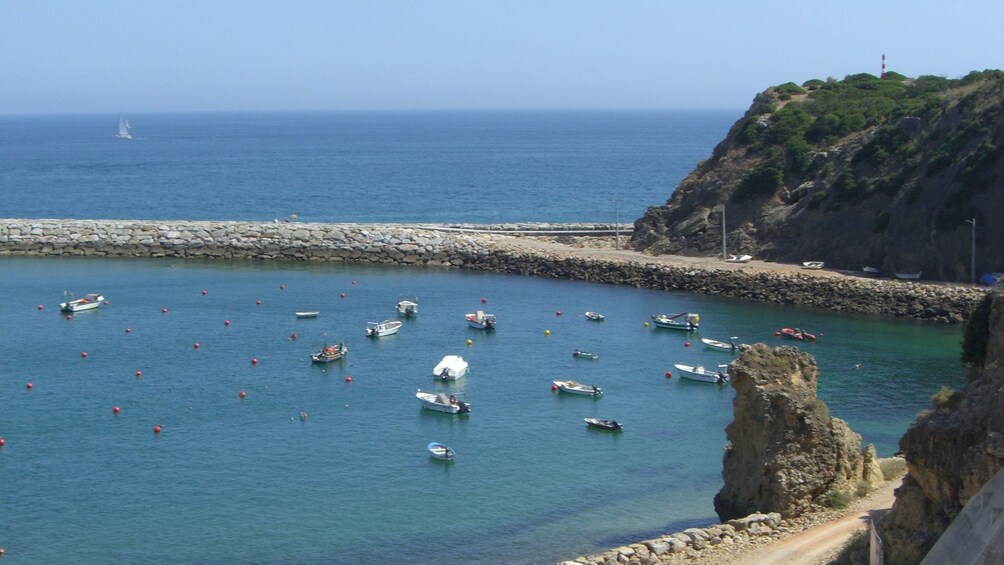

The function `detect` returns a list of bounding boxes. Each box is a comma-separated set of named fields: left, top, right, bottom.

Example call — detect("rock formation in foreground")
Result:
left=879, top=287, right=1004, bottom=562
left=714, top=344, right=882, bottom=521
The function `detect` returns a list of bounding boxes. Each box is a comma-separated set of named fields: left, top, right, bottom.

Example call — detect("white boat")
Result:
left=310, top=341, right=348, bottom=363
left=366, top=319, right=402, bottom=337
left=114, top=117, right=132, bottom=140
left=572, top=349, right=599, bottom=359
left=673, top=363, right=729, bottom=384
left=433, top=355, right=469, bottom=380
left=466, top=310, right=497, bottom=330
left=652, top=312, right=699, bottom=331
left=724, top=254, right=752, bottom=263
left=862, top=267, right=881, bottom=276
left=427, top=442, right=455, bottom=460
left=553, top=379, right=602, bottom=396
left=701, top=337, right=741, bottom=352
left=585, top=311, right=605, bottom=321
left=894, top=271, right=922, bottom=280
left=59, top=292, right=105, bottom=313
left=802, top=261, right=825, bottom=270
left=396, top=299, right=418, bottom=317
left=584, top=417, right=623, bottom=431
left=416, top=390, right=471, bottom=413
left=295, top=311, right=320, bottom=318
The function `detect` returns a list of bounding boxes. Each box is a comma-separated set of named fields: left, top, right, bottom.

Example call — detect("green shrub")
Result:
left=807, top=190, right=827, bottom=210
left=925, top=150, right=953, bottom=176
left=855, top=479, right=873, bottom=497
left=825, top=489, right=853, bottom=509
left=813, top=399, right=830, bottom=421
left=733, top=153, right=784, bottom=202
left=879, top=458, right=907, bottom=481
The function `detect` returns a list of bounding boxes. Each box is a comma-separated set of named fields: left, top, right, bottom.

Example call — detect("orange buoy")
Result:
left=684, top=341, right=690, bottom=347
left=665, top=371, right=672, bottom=378
left=135, top=370, right=142, bottom=377
left=161, top=308, right=168, bottom=314
left=255, top=300, right=262, bottom=305
left=193, top=343, right=200, bottom=349
left=551, top=384, right=558, bottom=391
left=153, top=425, right=162, bottom=434
left=251, top=358, right=258, bottom=365
left=340, top=293, right=346, bottom=298
left=125, top=327, right=132, bottom=334
left=224, top=319, right=231, bottom=326
left=113, top=406, right=121, bottom=414
left=26, top=382, right=33, bottom=390
left=345, top=376, right=353, bottom=382
left=239, top=391, right=246, bottom=399
left=81, top=351, right=88, bottom=358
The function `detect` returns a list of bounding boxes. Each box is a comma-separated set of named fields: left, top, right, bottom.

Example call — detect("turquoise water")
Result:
left=0, top=257, right=964, bottom=563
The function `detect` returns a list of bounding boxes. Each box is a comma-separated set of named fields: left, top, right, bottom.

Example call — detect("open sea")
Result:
left=0, top=112, right=966, bottom=564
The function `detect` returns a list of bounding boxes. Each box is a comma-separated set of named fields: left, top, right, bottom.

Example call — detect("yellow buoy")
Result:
left=544, top=329, right=551, bottom=336
left=643, top=322, right=649, bottom=327
left=466, top=339, right=472, bottom=346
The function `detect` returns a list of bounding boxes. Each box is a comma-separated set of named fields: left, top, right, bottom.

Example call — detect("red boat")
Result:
left=780, top=328, right=816, bottom=341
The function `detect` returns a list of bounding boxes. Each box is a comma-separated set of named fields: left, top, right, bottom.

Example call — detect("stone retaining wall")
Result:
left=0, top=219, right=986, bottom=323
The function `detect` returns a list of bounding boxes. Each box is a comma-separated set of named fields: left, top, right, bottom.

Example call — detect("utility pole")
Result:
left=966, top=217, right=976, bottom=284
left=614, top=199, right=620, bottom=251
left=717, top=204, right=727, bottom=260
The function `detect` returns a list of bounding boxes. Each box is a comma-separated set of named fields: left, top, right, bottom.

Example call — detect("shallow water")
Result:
left=0, top=257, right=963, bottom=563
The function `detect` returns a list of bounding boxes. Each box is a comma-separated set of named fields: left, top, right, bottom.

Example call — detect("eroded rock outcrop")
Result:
left=714, top=344, right=878, bottom=521
left=878, top=288, right=1004, bottom=563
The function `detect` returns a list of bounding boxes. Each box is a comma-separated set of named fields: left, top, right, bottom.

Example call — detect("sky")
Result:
left=3, top=0, right=1003, bottom=114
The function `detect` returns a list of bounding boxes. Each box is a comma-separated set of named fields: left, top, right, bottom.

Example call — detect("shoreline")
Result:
left=0, top=218, right=984, bottom=324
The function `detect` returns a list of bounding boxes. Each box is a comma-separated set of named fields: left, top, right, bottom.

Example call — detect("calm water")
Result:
left=0, top=258, right=963, bottom=564
left=0, top=110, right=735, bottom=224
left=0, top=111, right=966, bottom=563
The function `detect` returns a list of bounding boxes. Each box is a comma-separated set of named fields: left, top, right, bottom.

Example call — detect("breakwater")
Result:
left=0, top=219, right=985, bottom=323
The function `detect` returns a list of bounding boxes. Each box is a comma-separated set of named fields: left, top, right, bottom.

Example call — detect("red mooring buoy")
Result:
left=556, top=310, right=562, bottom=316
left=251, top=358, right=258, bottom=365
left=239, top=391, right=246, bottom=399
left=224, top=319, right=231, bottom=326
left=193, top=343, right=200, bottom=349
left=279, top=284, right=285, bottom=290
left=113, top=406, right=121, bottom=414
left=26, top=382, right=33, bottom=390
left=481, top=297, right=487, bottom=304
left=256, top=300, right=262, bottom=305
left=345, top=376, right=353, bottom=383
left=551, top=384, right=558, bottom=391
left=665, top=371, right=672, bottom=379
left=201, top=289, right=207, bottom=295
left=37, top=304, right=43, bottom=310
left=153, top=425, right=162, bottom=434
left=135, top=370, right=142, bottom=377
left=66, top=314, right=72, bottom=320
left=340, top=293, right=346, bottom=298
left=161, top=308, right=168, bottom=314
left=684, top=341, right=690, bottom=347
left=125, top=327, right=132, bottom=334
left=0, top=437, right=6, bottom=447
left=81, top=351, right=88, bottom=358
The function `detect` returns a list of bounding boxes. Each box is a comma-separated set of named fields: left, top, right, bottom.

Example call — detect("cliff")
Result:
left=714, top=344, right=882, bottom=521
left=878, top=287, right=1004, bottom=562
left=632, top=70, right=1004, bottom=282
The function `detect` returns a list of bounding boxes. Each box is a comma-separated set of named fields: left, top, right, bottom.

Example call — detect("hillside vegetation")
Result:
left=632, top=70, right=1004, bottom=281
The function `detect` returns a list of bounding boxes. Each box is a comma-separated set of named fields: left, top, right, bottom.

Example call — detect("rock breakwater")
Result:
left=0, top=218, right=986, bottom=323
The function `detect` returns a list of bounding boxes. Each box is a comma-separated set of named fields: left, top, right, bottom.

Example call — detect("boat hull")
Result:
left=433, top=356, right=469, bottom=380
left=584, top=418, right=622, bottom=430
left=59, top=293, right=104, bottom=313
left=311, top=343, right=348, bottom=363
left=427, top=442, right=454, bottom=460
left=673, top=363, right=728, bottom=384
left=554, top=380, right=602, bottom=396
left=366, top=320, right=402, bottom=337
left=584, top=312, right=605, bottom=321
left=416, top=391, right=471, bottom=413
left=701, top=338, right=738, bottom=352
left=296, top=311, right=320, bottom=319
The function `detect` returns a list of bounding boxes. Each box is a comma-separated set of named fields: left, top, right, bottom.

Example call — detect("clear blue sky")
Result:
left=3, top=1, right=1003, bottom=114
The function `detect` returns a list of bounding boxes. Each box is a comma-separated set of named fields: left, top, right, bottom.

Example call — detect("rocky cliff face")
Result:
left=878, top=287, right=1004, bottom=563
left=632, top=71, right=1004, bottom=282
left=714, top=344, right=882, bottom=521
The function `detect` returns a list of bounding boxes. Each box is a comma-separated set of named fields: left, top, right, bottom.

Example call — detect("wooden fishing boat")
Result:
left=310, top=341, right=348, bottom=363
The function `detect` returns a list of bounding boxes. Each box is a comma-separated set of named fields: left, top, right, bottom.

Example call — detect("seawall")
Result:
left=0, top=219, right=986, bottom=323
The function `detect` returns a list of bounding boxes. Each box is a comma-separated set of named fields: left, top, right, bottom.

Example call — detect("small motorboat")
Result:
left=802, top=261, right=825, bottom=270
left=584, top=417, right=623, bottom=431
left=673, top=363, right=729, bottom=384
left=862, top=267, right=881, bottom=277
left=553, top=380, right=602, bottom=396
left=396, top=299, right=418, bottom=317
left=572, top=349, right=599, bottom=360
left=724, top=254, right=752, bottom=263
left=701, top=337, right=740, bottom=352
left=416, top=390, right=471, bottom=414
left=427, top=442, right=455, bottom=460
left=584, top=311, right=605, bottom=321
left=366, top=319, right=403, bottom=337
left=295, top=311, right=320, bottom=319
left=780, top=328, right=816, bottom=341
left=894, top=271, right=922, bottom=280
left=311, top=341, right=348, bottom=363
left=466, top=310, right=497, bottom=330
left=59, top=292, right=105, bottom=313
left=433, top=355, right=469, bottom=380
left=652, top=312, right=699, bottom=331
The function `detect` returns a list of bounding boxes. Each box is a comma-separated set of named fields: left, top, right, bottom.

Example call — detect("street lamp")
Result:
left=965, top=217, right=976, bottom=284
left=716, top=204, right=727, bottom=260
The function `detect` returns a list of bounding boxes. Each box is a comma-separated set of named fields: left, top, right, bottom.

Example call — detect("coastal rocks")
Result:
left=878, top=288, right=1004, bottom=562
left=714, top=344, right=875, bottom=521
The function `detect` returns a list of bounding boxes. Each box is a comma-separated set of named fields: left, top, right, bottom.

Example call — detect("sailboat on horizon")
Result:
left=114, top=117, right=132, bottom=140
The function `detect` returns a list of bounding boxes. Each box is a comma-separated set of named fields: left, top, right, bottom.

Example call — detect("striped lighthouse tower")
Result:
left=881, top=54, right=886, bottom=80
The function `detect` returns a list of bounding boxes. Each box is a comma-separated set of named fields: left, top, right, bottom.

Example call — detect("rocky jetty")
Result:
left=0, top=218, right=986, bottom=323
left=879, top=287, right=1004, bottom=562
left=714, top=344, right=882, bottom=521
